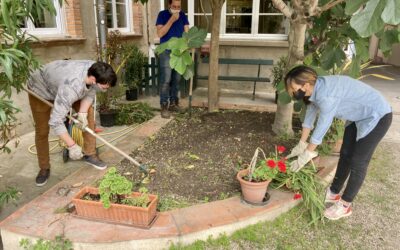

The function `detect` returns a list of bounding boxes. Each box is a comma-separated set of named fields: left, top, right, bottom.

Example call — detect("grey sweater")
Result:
left=28, top=60, right=97, bottom=135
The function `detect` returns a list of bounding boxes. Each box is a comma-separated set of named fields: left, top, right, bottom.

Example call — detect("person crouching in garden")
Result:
left=284, top=65, right=392, bottom=220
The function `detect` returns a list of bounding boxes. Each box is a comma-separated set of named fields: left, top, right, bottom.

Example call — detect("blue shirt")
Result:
left=156, top=10, right=189, bottom=44
left=303, top=76, right=392, bottom=145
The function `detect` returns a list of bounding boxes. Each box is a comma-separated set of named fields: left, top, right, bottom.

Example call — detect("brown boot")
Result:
left=161, top=103, right=170, bottom=119
left=169, top=100, right=183, bottom=113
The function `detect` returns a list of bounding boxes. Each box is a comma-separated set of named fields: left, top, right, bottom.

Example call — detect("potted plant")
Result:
left=72, top=167, right=158, bottom=227
left=237, top=146, right=287, bottom=204
left=122, top=43, right=147, bottom=101
left=97, top=90, right=118, bottom=127
left=96, top=31, right=125, bottom=127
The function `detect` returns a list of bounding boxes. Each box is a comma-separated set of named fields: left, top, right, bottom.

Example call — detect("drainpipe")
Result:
left=96, top=0, right=107, bottom=62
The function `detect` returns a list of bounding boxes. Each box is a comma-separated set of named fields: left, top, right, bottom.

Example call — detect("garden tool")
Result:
left=188, top=48, right=195, bottom=118
left=24, top=87, right=148, bottom=174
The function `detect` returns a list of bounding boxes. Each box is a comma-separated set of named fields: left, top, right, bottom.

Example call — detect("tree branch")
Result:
left=271, top=0, right=292, bottom=19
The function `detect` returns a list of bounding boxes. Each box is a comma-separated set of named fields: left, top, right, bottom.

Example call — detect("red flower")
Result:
left=293, top=193, right=302, bottom=200
left=267, top=160, right=276, bottom=168
left=278, top=161, right=286, bottom=173
left=277, top=146, right=286, bottom=153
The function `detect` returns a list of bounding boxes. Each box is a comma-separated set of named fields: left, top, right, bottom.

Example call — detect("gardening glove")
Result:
left=68, top=144, right=83, bottom=160
left=286, top=141, right=308, bottom=159
left=290, top=150, right=318, bottom=172
left=75, top=112, right=88, bottom=131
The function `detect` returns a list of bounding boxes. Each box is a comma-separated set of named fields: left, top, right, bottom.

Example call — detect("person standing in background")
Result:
left=156, top=0, right=189, bottom=118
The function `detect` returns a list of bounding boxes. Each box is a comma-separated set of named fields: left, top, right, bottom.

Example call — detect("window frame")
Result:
left=22, top=0, right=65, bottom=36
left=106, top=0, right=133, bottom=33
left=160, top=0, right=288, bottom=40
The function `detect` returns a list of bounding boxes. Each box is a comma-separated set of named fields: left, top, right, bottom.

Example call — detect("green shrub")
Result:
left=99, top=167, right=133, bottom=209
left=19, top=236, right=72, bottom=250
left=115, top=102, right=154, bottom=125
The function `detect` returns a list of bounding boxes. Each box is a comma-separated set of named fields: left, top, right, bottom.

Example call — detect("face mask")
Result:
left=169, top=8, right=180, bottom=14
left=92, top=83, right=107, bottom=93
left=303, top=96, right=311, bottom=105
left=293, top=89, right=306, bottom=100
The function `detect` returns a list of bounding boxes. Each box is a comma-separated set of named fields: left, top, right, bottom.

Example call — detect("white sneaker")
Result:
left=325, top=188, right=341, bottom=203
left=324, top=200, right=352, bottom=220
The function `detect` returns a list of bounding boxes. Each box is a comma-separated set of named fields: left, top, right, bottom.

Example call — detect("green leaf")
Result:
left=167, top=37, right=188, bottom=53
left=182, top=51, right=192, bottom=66
left=170, top=54, right=186, bottom=75
left=354, top=38, right=370, bottom=61
left=277, top=91, right=291, bottom=105
left=348, top=56, right=361, bottom=78
left=379, top=29, right=400, bottom=56
left=320, top=46, right=346, bottom=70
left=0, top=57, right=13, bottom=81
left=331, top=5, right=346, bottom=19
left=381, top=0, right=400, bottom=25
left=345, top=0, right=369, bottom=15
left=276, top=80, right=285, bottom=92
left=293, top=101, right=304, bottom=112
left=0, top=110, right=6, bottom=124
left=303, top=54, right=313, bottom=66
left=350, top=0, right=387, bottom=38
left=182, top=63, right=194, bottom=80
left=155, top=42, right=168, bottom=55
left=184, top=26, right=207, bottom=48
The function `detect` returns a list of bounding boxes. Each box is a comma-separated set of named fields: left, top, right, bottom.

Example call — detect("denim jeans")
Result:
left=159, top=50, right=181, bottom=105
left=330, top=112, right=392, bottom=202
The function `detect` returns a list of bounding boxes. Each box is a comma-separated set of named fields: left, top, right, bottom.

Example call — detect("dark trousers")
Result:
left=159, top=50, right=181, bottom=105
left=28, top=94, right=96, bottom=170
left=330, top=112, right=392, bottom=202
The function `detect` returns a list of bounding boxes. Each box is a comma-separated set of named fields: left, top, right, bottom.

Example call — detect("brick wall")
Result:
left=64, top=0, right=83, bottom=37
left=132, top=2, right=143, bottom=35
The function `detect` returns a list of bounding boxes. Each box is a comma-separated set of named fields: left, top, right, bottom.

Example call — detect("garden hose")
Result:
left=28, top=124, right=140, bottom=155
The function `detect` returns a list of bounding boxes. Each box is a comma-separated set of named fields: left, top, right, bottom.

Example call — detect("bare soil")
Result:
left=118, top=109, right=299, bottom=209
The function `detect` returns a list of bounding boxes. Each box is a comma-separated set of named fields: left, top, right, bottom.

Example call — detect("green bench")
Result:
left=196, top=57, right=274, bottom=100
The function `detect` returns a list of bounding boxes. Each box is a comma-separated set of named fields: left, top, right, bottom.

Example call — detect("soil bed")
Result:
left=118, top=109, right=299, bottom=211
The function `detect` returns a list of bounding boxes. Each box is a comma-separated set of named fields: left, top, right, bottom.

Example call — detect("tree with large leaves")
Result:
left=271, top=0, right=400, bottom=135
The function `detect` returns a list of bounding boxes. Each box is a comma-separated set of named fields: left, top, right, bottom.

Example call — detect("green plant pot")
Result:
left=126, top=89, right=138, bottom=101
left=99, top=110, right=117, bottom=127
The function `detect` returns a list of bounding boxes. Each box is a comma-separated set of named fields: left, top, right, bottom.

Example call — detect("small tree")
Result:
left=271, top=0, right=400, bottom=135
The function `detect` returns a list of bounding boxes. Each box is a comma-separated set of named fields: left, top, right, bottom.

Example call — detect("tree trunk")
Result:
left=272, top=20, right=307, bottom=135
left=207, top=0, right=225, bottom=112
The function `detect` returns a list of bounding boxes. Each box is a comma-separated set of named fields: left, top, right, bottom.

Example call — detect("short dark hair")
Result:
left=284, top=65, right=317, bottom=94
left=87, top=62, right=117, bottom=87
left=169, top=0, right=180, bottom=5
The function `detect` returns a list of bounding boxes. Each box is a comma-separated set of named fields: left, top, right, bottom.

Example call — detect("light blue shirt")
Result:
left=303, top=76, right=392, bottom=145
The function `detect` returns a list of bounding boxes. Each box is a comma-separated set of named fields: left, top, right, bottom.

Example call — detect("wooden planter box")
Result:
left=72, top=187, right=158, bottom=228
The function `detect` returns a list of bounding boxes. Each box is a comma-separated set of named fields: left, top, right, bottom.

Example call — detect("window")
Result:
left=106, top=0, right=133, bottom=32
left=161, top=0, right=288, bottom=40
left=22, top=0, right=64, bottom=35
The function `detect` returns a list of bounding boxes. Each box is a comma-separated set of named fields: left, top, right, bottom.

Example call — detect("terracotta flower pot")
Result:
left=237, top=169, right=271, bottom=203
left=72, top=187, right=158, bottom=227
